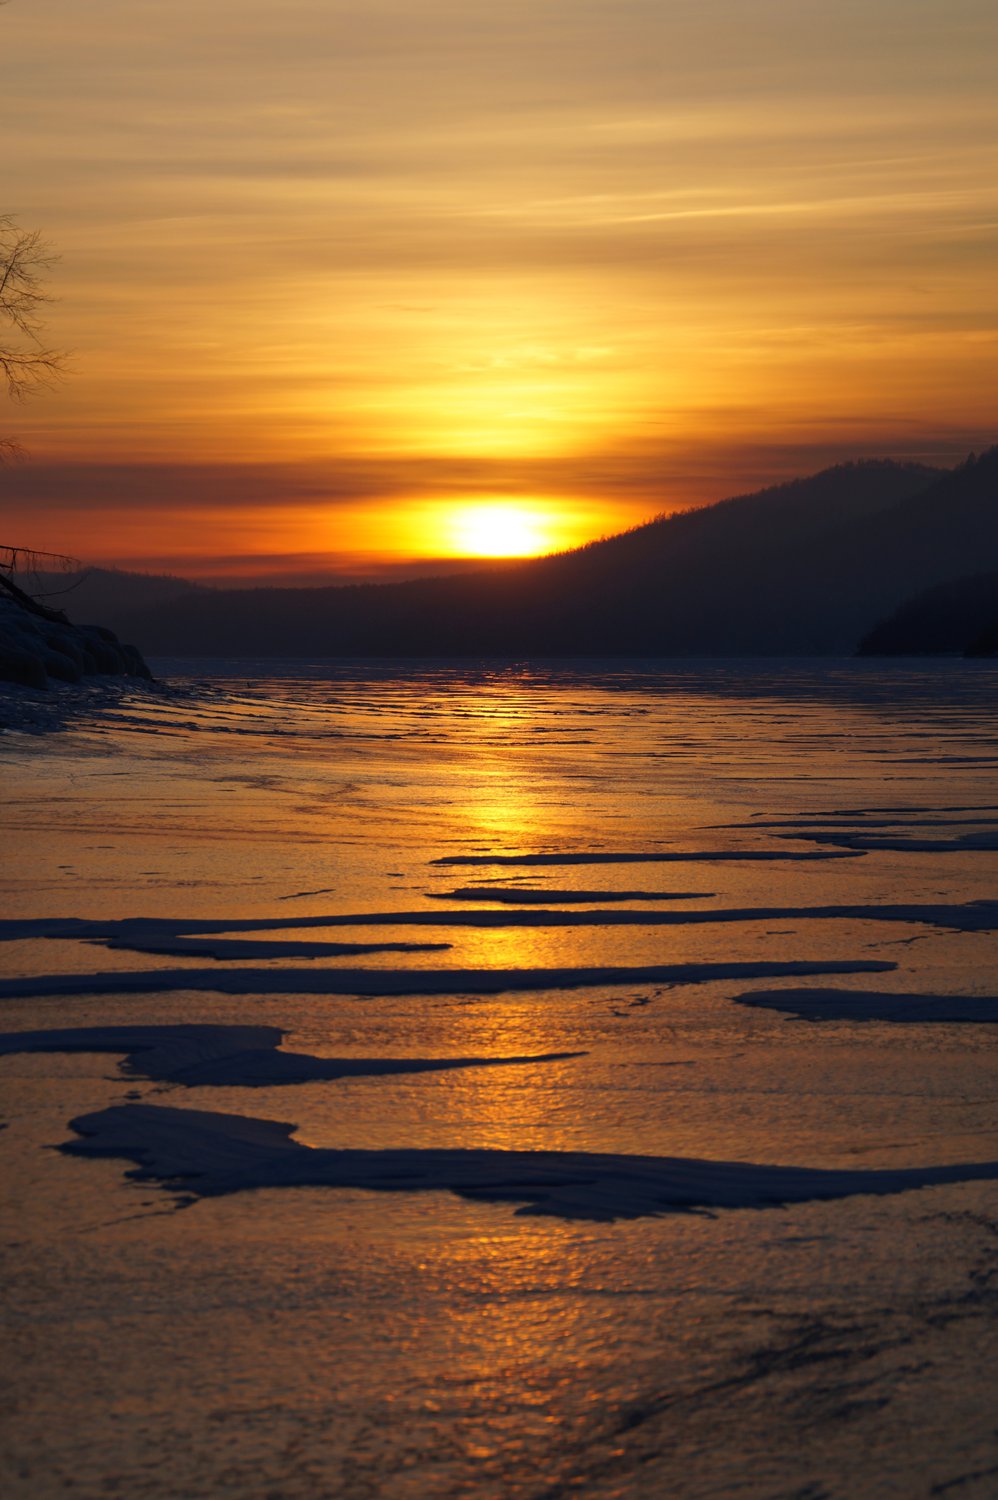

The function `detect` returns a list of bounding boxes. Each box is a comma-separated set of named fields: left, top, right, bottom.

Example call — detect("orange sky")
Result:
left=2, top=0, right=997, bottom=583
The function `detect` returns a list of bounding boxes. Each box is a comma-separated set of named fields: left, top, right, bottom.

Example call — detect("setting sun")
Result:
left=447, top=501, right=559, bottom=558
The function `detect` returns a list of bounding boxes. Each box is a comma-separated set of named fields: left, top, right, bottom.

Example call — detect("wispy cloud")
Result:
left=4, top=0, right=997, bottom=572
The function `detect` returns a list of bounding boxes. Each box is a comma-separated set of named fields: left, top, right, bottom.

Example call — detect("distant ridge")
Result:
left=29, top=566, right=207, bottom=617
left=57, top=448, right=998, bottom=658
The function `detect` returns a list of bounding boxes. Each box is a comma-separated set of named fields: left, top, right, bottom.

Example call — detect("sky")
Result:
left=2, top=0, right=997, bottom=584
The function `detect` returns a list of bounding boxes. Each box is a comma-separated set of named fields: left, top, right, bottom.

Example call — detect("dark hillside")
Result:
left=29, top=568, right=207, bottom=636
left=859, top=570, right=998, bottom=656
left=87, top=451, right=998, bottom=658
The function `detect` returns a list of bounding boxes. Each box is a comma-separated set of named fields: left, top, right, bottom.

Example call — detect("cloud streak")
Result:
left=4, top=0, right=997, bottom=573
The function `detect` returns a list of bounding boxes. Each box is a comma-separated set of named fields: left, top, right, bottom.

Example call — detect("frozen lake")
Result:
left=2, top=659, right=997, bottom=1498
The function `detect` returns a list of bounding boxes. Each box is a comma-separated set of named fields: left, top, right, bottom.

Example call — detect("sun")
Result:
left=448, top=501, right=556, bottom=559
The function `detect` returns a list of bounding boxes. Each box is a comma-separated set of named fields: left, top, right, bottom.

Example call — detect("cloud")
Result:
left=3, top=0, right=996, bottom=574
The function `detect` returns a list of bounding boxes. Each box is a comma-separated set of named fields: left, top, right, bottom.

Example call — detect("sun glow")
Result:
left=447, top=501, right=560, bottom=559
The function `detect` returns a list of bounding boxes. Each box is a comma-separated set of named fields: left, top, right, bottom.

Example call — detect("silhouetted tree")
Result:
left=1, top=213, right=62, bottom=457
left=1, top=213, right=73, bottom=615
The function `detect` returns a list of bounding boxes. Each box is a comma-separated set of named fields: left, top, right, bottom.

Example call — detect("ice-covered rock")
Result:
left=0, top=586, right=152, bottom=689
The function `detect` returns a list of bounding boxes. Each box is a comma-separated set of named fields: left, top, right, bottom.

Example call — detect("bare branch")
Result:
left=0, top=345, right=63, bottom=401
left=0, top=214, right=65, bottom=402
left=0, top=542, right=82, bottom=577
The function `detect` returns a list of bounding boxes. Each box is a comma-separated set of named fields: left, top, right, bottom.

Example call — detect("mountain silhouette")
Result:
left=49, top=448, right=998, bottom=658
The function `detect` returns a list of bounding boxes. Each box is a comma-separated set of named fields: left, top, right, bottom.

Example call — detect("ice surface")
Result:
left=4, top=659, right=998, bottom=1500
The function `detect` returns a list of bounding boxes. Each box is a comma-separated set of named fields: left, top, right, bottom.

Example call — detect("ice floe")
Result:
left=734, top=989, right=998, bottom=1023
left=61, top=1102, right=998, bottom=1222
left=0, top=958, right=894, bottom=1001
left=432, top=849, right=864, bottom=865
left=4, top=899, right=996, bottom=948
left=0, top=1024, right=581, bottom=1086
left=432, top=887, right=713, bottom=904
left=96, top=936, right=452, bottom=961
